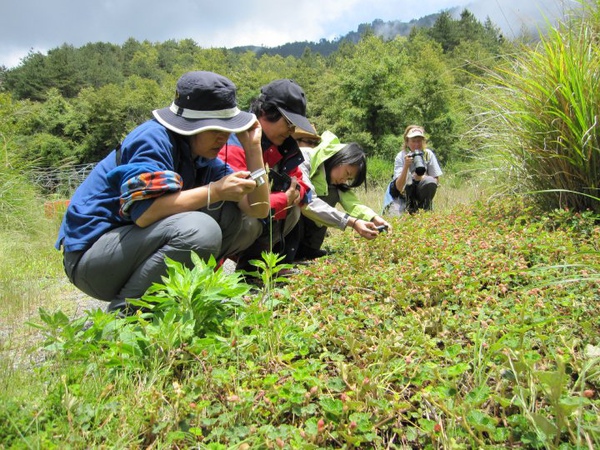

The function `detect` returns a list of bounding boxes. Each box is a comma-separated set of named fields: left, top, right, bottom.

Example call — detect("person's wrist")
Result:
left=244, top=144, right=262, bottom=155
left=344, top=214, right=357, bottom=230
left=287, top=192, right=296, bottom=206
left=207, top=182, right=219, bottom=203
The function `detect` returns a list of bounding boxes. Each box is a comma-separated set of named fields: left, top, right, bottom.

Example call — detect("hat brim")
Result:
left=292, top=129, right=320, bottom=140
left=152, top=108, right=257, bottom=136
left=277, top=107, right=316, bottom=134
left=406, top=131, right=425, bottom=138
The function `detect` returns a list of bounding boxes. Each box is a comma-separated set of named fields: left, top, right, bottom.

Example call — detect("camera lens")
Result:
left=412, top=153, right=426, bottom=175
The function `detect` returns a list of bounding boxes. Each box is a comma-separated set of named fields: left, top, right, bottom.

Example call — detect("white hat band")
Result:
left=169, top=103, right=241, bottom=119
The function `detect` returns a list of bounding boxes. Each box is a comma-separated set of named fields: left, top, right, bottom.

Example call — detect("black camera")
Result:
left=407, top=151, right=426, bottom=176
left=269, top=170, right=299, bottom=192
left=375, top=225, right=388, bottom=233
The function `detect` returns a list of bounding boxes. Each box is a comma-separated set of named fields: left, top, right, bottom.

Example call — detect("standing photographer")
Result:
left=383, top=125, right=442, bottom=215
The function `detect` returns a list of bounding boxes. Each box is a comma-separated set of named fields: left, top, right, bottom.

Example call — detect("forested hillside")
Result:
left=0, top=9, right=503, bottom=168
left=1, top=4, right=597, bottom=213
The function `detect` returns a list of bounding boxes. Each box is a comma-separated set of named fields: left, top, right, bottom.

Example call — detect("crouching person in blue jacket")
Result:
left=55, top=71, right=269, bottom=314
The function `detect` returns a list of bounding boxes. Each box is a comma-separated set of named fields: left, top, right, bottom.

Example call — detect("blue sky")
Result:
left=0, top=0, right=567, bottom=69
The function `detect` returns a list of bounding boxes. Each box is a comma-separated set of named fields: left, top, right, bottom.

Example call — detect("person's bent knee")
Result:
left=165, top=211, right=222, bottom=256
left=418, top=177, right=438, bottom=201
left=229, top=216, right=263, bottom=255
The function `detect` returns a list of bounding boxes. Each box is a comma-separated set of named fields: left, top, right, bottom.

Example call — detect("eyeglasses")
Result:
left=282, top=115, right=296, bottom=131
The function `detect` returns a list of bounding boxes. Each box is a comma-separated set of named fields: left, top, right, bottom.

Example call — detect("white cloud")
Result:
left=0, top=0, right=568, bottom=69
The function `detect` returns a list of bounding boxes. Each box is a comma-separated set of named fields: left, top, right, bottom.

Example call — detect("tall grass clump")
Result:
left=469, top=1, right=600, bottom=213
left=0, top=157, right=44, bottom=234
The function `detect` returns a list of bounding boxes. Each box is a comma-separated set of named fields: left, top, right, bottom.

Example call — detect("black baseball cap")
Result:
left=260, top=79, right=316, bottom=134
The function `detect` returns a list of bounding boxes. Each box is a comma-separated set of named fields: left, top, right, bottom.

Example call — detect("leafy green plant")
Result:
left=29, top=253, right=251, bottom=375
left=243, top=251, right=294, bottom=306
left=132, top=253, right=249, bottom=336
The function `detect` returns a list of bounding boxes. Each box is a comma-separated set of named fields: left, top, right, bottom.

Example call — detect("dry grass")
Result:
left=357, top=171, right=489, bottom=215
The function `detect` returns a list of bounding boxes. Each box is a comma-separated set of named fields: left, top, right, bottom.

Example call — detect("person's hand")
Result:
left=209, top=172, right=257, bottom=203
left=285, top=177, right=301, bottom=206
left=371, top=215, right=392, bottom=232
left=236, top=116, right=262, bottom=153
left=352, top=219, right=379, bottom=240
left=405, top=152, right=423, bottom=181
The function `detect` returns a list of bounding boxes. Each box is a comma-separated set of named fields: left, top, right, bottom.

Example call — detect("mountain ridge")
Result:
left=229, top=9, right=457, bottom=58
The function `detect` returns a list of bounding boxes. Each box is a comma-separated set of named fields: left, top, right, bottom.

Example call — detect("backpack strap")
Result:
left=424, top=149, right=432, bottom=163
left=115, top=143, right=122, bottom=165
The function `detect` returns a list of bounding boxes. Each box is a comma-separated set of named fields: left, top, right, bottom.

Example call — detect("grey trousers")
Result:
left=63, top=202, right=242, bottom=311
left=228, top=204, right=301, bottom=256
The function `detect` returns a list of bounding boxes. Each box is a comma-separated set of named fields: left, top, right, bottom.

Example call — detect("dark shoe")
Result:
left=234, top=258, right=263, bottom=287
left=297, top=247, right=327, bottom=261
left=106, top=299, right=146, bottom=318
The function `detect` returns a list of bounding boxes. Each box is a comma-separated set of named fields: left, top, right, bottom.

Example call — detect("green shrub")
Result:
left=367, top=155, right=393, bottom=189
left=375, top=133, right=404, bottom=161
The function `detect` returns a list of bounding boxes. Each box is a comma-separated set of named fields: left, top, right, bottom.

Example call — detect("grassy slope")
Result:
left=0, top=195, right=599, bottom=448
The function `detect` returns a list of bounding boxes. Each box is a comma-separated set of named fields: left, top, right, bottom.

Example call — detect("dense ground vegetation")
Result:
left=1, top=200, right=599, bottom=448
left=0, top=8, right=504, bottom=167
left=1, top=1, right=599, bottom=448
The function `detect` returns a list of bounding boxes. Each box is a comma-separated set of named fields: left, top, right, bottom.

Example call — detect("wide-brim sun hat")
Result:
left=260, top=79, right=316, bottom=135
left=153, top=71, right=256, bottom=136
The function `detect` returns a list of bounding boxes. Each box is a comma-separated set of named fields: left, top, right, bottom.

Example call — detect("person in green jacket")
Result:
left=283, top=130, right=391, bottom=261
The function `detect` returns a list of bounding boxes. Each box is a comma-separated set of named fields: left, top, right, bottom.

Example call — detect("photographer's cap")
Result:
left=153, top=71, right=256, bottom=136
left=260, top=79, right=316, bottom=134
left=406, top=126, right=426, bottom=138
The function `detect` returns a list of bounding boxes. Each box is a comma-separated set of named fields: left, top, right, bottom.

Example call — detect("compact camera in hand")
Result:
left=407, top=151, right=426, bottom=176
left=247, top=168, right=266, bottom=186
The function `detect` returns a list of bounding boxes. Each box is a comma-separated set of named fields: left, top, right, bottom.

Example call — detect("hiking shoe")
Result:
left=296, top=247, right=328, bottom=261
